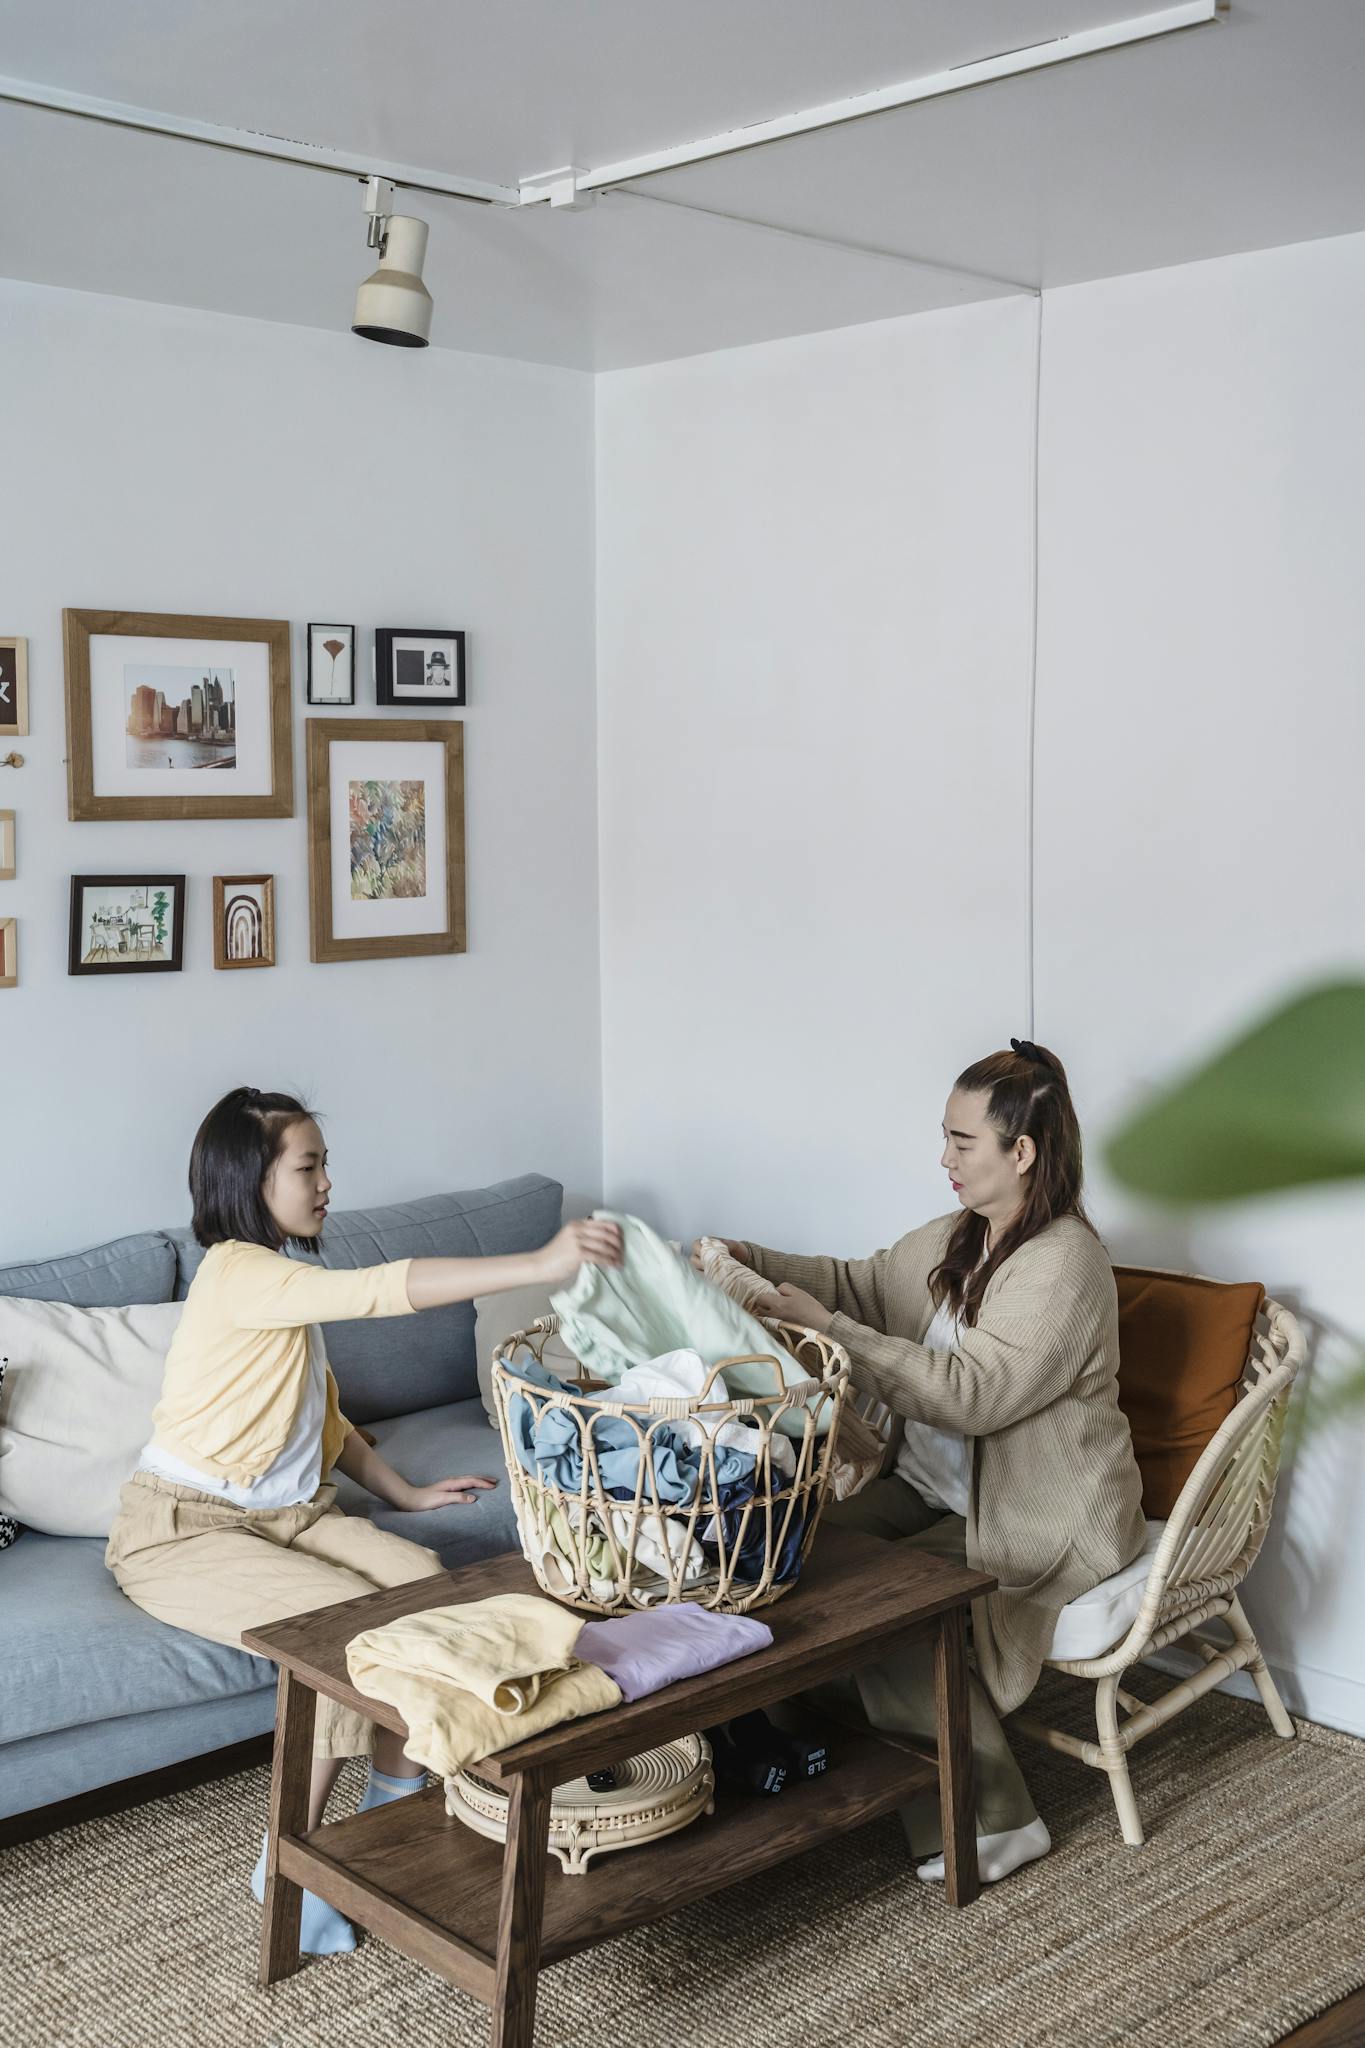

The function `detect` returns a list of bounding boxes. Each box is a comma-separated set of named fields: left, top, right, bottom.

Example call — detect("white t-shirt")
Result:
left=894, top=1292, right=973, bottom=1517
left=138, top=1324, right=330, bottom=1509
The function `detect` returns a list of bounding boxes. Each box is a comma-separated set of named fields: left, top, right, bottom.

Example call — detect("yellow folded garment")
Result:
left=345, top=1592, right=623, bottom=1775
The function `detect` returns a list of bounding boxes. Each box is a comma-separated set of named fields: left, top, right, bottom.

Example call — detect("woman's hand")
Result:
left=753, top=1281, right=833, bottom=1333
left=690, top=1236, right=752, bottom=1273
left=400, top=1474, right=499, bottom=1511
left=535, top=1217, right=624, bottom=1286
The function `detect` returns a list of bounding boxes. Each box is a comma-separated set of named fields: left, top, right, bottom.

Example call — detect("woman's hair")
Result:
left=929, top=1040, right=1094, bottom=1328
left=189, top=1087, right=318, bottom=1250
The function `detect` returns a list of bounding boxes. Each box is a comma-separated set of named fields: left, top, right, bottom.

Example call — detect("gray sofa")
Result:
left=0, top=1173, right=560, bottom=1824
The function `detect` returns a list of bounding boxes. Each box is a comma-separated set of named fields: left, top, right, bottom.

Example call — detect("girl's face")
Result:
left=263, top=1117, right=332, bottom=1243
left=940, top=1088, right=1032, bottom=1220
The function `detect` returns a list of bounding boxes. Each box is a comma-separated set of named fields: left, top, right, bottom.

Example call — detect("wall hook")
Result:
left=2, top=752, right=24, bottom=769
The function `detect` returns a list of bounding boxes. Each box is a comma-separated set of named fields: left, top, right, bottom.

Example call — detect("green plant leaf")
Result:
left=1105, top=980, right=1365, bottom=1203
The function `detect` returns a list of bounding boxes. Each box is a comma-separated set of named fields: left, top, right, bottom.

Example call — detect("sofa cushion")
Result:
left=331, top=1397, right=522, bottom=1568
left=170, top=1176, right=563, bottom=1424
left=0, top=1531, right=268, bottom=1746
left=0, top=1230, right=175, bottom=1309
left=0, top=1298, right=182, bottom=1536
left=473, top=1283, right=574, bottom=1416
left=1115, top=1267, right=1265, bottom=1518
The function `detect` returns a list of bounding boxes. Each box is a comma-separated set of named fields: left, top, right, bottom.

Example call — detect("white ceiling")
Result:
left=1, top=0, right=1363, bottom=369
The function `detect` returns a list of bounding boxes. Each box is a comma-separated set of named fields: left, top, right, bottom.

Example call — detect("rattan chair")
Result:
left=1010, top=1287, right=1306, bottom=1846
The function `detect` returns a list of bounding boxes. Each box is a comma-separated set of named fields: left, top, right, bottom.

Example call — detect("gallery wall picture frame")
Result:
left=0, top=811, right=14, bottom=881
left=307, top=623, right=356, bottom=706
left=62, top=609, right=294, bottom=822
left=375, top=627, right=466, bottom=708
left=69, top=874, right=186, bottom=976
left=0, top=918, right=15, bottom=989
left=0, top=637, right=29, bottom=739
left=213, top=873, right=277, bottom=970
left=306, top=717, right=465, bottom=964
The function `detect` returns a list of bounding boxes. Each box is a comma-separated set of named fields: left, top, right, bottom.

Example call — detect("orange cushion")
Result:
left=1114, top=1267, right=1265, bottom=1518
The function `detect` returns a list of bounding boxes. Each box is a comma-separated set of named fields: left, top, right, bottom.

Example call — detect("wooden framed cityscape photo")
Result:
left=306, top=718, right=465, bottom=964
left=0, top=810, right=14, bottom=882
left=213, top=874, right=276, bottom=970
left=69, top=875, right=186, bottom=976
left=63, top=609, right=294, bottom=821
left=0, top=637, right=28, bottom=739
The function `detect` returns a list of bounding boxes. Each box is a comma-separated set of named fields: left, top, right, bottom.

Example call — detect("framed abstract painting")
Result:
left=305, top=718, right=465, bottom=964
left=62, top=609, right=293, bottom=821
left=69, top=875, right=186, bottom=975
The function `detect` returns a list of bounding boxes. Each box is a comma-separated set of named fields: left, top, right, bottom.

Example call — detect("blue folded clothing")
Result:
left=505, top=1359, right=757, bottom=1505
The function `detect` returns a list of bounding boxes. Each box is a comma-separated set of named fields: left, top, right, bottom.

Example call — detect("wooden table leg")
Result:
left=258, top=1667, right=315, bottom=1986
left=934, top=1606, right=979, bottom=1907
left=491, top=1769, right=554, bottom=2048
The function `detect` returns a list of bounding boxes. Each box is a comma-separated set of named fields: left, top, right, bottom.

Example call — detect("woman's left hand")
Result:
left=753, top=1282, right=833, bottom=1333
left=402, top=1474, right=499, bottom=1510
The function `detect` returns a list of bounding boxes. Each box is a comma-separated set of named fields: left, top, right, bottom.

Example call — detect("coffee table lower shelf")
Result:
left=280, top=1725, right=940, bottom=2004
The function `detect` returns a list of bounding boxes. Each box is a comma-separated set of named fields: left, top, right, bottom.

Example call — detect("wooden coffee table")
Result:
left=243, top=1524, right=995, bottom=2046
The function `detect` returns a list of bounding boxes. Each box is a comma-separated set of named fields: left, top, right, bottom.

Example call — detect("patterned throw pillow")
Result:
left=0, top=1358, right=17, bottom=1550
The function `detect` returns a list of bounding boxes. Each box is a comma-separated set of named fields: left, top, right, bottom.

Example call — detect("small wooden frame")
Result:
left=0, top=918, right=16, bottom=989
left=69, top=874, right=186, bottom=976
left=0, top=810, right=15, bottom=881
left=306, top=716, right=465, bottom=964
left=0, top=638, right=28, bottom=739
left=213, top=874, right=276, bottom=970
left=62, top=609, right=293, bottom=821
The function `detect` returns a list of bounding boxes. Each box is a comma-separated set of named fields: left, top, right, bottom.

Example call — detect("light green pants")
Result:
left=797, top=1476, right=1037, bottom=1855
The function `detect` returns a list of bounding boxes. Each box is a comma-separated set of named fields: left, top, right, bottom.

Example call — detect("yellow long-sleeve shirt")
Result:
left=147, top=1240, right=415, bottom=1488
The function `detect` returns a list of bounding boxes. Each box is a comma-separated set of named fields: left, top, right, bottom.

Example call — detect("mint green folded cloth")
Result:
left=550, top=1212, right=832, bottom=1438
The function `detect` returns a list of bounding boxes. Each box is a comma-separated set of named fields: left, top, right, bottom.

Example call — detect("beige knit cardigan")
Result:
left=743, top=1213, right=1146, bottom=1715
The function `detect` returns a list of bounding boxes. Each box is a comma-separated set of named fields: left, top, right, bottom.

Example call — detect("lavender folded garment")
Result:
left=575, top=1605, right=774, bottom=1703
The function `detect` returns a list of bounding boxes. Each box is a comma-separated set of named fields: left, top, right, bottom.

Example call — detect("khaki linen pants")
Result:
left=801, top=1477, right=1037, bottom=1855
left=106, top=1471, right=445, bottom=1758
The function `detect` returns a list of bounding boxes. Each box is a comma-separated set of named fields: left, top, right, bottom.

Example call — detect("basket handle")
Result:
left=701, top=1352, right=807, bottom=1402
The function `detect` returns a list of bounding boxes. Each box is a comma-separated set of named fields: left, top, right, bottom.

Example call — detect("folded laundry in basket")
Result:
left=345, top=1593, right=622, bottom=1776
left=575, top=1604, right=773, bottom=1702
left=551, top=1212, right=834, bottom=1439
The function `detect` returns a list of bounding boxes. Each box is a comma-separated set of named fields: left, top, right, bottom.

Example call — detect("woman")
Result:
left=713, top=1039, right=1144, bottom=1883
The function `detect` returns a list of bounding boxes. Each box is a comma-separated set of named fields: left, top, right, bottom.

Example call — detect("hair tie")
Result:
left=1010, top=1037, right=1043, bottom=1064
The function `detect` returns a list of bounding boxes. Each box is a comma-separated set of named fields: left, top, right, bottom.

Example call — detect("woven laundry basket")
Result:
left=446, top=1733, right=714, bottom=1875
left=490, top=1315, right=851, bottom=1615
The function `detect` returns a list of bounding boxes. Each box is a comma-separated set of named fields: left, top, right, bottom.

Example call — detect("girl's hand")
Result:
left=402, top=1474, right=499, bottom=1510
left=753, top=1282, right=833, bottom=1333
left=536, top=1218, right=624, bottom=1285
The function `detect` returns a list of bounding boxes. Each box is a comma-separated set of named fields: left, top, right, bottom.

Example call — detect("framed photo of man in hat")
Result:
left=375, top=628, right=466, bottom=708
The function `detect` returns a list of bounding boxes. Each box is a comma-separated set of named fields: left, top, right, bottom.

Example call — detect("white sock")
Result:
left=916, top=1816, right=1051, bottom=1884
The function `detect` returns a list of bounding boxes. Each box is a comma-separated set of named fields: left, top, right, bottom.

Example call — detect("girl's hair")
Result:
left=929, top=1040, right=1094, bottom=1328
left=190, top=1087, right=318, bottom=1250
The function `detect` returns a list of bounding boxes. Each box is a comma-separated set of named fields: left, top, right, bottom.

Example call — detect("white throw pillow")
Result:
left=473, top=1285, right=575, bottom=1420
left=0, top=1297, right=183, bottom=1537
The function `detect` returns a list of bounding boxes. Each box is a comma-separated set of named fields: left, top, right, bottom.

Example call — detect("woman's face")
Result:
left=263, top=1117, right=332, bottom=1243
left=940, top=1088, right=1030, bottom=1219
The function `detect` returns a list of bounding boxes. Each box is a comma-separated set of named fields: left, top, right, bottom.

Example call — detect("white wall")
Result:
left=595, top=234, right=1365, bottom=1732
left=1035, top=233, right=1365, bottom=1734
left=0, top=280, right=601, bottom=1257
left=596, top=298, right=1039, bottom=1247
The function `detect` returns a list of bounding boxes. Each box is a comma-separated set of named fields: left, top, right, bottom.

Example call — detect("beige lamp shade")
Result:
left=353, top=215, right=433, bottom=348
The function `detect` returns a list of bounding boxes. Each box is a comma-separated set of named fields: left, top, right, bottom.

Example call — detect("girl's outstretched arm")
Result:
left=404, top=1216, right=622, bottom=1310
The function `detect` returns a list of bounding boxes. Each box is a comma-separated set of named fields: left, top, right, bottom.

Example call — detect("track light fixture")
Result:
left=352, top=176, right=433, bottom=349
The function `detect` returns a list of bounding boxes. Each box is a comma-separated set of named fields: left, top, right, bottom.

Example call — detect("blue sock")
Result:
left=250, top=1831, right=356, bottom=1955
left=358, top=1763, right=427, bottom=1813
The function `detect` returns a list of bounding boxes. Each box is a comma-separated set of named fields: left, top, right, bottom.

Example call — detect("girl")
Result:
left=106, top=1087, right=621, bottom=1952
left=709, top=1039, right=1144, bottom=1883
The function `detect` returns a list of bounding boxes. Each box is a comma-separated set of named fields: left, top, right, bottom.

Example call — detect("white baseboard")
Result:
left=1142, top=1643, right=1365, bottom=1738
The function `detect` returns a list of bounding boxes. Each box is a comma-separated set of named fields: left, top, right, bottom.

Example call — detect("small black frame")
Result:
left=375, top=627, right=466, bottom=707
left=306, top=623, right=357, bottom=706
left=69, top=874, right=187, bottom=975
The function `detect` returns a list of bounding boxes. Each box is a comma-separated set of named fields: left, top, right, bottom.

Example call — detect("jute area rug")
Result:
left=4, top=1672, right=1362, bottom=2048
